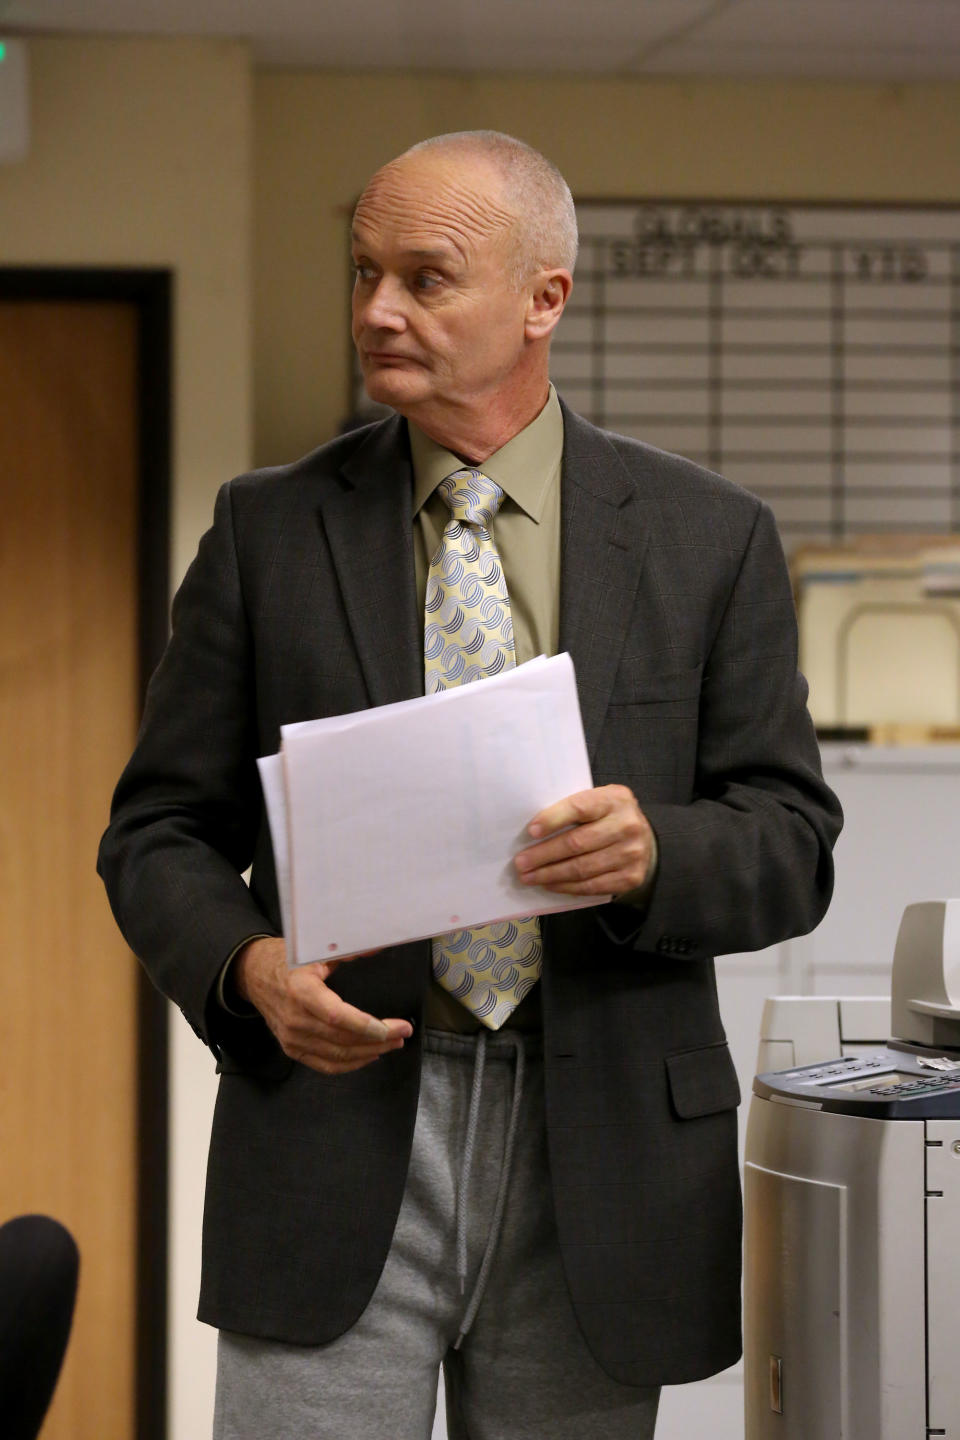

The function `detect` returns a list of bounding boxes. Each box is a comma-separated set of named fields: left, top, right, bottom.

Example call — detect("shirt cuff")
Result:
left=217, top=934, right=273, bottom=1017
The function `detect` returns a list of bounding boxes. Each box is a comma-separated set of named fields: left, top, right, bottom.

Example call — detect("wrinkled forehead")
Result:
left=352, top=153, right=517, bottom=264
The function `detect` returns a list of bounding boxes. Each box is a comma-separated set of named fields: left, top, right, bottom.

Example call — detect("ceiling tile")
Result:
left=638, top=42, right=960, bottom=80
left=684, top=0, right=960, bottom=51
left=4, top=0, right=960, bottom=76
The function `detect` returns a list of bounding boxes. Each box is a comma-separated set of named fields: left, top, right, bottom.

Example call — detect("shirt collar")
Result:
left=408, top=384, right=563, bottom=523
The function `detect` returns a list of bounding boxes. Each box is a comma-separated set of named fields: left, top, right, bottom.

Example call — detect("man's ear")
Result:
left=524, top=269, right=573, bottom=342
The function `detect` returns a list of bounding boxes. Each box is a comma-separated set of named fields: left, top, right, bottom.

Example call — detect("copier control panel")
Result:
left=754, top=1044, right=960, bottom=1118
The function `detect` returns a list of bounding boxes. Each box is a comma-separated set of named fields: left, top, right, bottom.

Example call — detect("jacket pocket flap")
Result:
left=665, top=1041, right=741, bottom=1119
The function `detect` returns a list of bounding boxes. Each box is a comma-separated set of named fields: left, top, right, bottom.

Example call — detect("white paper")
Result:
left=255, top=753, right=293, bottom=945
left=260, top=653, right=607, bottom=966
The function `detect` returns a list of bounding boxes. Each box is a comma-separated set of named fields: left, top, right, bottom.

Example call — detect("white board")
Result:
left=557, top=201, right=960, bottom=552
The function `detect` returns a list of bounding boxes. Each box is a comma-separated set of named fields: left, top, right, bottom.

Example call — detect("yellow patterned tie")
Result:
left=426, top=468, right=543, bottom=1029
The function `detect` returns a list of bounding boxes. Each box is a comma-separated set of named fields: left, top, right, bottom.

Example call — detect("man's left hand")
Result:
left=515, top=784, right=655, bottom=897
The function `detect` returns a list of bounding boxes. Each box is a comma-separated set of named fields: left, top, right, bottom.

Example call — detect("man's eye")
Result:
left=352, top=264, right=376, bottom=283
left=413, top=272, right=441, bottom=292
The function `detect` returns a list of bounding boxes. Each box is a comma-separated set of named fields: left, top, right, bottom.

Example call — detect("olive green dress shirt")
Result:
left=410, top=385, right=563, bottom=1032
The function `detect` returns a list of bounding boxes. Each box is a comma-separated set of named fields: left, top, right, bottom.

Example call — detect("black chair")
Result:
left=0, top=1215, right=80, bottom=1440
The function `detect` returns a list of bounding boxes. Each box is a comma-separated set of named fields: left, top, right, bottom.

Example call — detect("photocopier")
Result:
left=744, top=900, right=960, bottom=1439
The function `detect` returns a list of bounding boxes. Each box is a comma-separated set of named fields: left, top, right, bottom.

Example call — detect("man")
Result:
left=99, top=132, right=842, bottom=1439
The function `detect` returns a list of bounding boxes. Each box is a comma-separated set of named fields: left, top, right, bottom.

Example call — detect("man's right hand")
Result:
left=233, top=936, right=413, bottom=1075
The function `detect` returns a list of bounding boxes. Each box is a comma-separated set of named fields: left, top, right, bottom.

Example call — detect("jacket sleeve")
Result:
left=97, top=481, right=279, bottom=1055
left=603, top=499, right=842, bottom=960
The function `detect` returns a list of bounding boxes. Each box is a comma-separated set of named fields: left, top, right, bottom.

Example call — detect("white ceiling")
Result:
left=2, top=0, right=960, bottom=78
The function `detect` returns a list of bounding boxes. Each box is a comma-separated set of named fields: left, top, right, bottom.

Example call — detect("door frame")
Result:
left=0, top=266, right=171, bottom=1440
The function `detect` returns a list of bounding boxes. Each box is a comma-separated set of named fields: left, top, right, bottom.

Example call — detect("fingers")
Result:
left=292, top=962, right=396, bottom=1040
left=278, top=1008, right=413, bottom=1076
left=517, top=784, right=653, bottom=896
left=283, top=968, right=413, bottom=1073
left=237, top=940, right=413, bottom=1076
left=527, top=788, right=607, bottom=840
left=519, top=807, right=625, bottom=873
left=288, top=1026, right=411, bottom=1076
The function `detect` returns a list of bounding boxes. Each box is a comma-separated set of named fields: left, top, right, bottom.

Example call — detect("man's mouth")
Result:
left=363, top=350, right=420, bottom=366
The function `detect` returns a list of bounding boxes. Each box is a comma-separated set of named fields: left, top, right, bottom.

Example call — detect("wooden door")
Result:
left=0, top=301, right=140, bottom=1439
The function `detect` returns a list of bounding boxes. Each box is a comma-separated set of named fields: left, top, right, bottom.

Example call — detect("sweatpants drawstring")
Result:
left=455, top=1029, right=487, bottom=1295
left=454, top=1031, right=526, bottom=1349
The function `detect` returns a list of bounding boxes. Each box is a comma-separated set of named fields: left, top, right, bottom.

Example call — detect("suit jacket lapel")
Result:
left=559, top=404, right=652, bottom=761
left=319, top=415, right=423, bottom=708
left=316, top=405, right=658, bottom=743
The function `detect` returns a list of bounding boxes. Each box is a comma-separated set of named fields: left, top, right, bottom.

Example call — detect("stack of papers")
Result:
left=257, top=653, right=607, bottom=966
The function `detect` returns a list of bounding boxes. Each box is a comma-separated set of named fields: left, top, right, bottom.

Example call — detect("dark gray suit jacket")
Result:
left=98, top=403, right=841, bottom=1386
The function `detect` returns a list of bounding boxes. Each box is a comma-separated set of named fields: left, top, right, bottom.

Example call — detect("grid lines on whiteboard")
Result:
left=556, top=203, right=960, bottom=552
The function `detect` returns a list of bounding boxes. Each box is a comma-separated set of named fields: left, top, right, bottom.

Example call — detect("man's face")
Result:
left=351, top=152, right=531, bottom=423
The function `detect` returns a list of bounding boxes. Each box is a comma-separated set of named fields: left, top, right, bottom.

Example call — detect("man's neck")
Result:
left=405, top=380, right=551, bottom=465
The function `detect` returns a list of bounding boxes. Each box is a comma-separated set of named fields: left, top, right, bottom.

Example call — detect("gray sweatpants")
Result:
left=214, top=1028, right=660, bottom=1440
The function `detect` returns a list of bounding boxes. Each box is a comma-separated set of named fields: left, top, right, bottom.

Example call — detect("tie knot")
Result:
left=438, top=469, right=504, bottom=530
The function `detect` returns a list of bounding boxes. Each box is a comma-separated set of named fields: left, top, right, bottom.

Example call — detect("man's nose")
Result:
left=356, top=277, right=407, bottom=332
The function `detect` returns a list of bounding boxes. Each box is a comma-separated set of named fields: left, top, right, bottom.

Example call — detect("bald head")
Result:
left=397, top=131, right=578, bottom=285
left=350, top=131, right=575, bottom=457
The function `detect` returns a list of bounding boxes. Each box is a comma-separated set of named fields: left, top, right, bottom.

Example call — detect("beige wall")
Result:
left=0, top=35, right=252, bottom=1440
left=253, top=73, right=960, bottom=465
left=0, top=35, right=253, bottom=579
